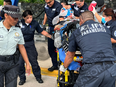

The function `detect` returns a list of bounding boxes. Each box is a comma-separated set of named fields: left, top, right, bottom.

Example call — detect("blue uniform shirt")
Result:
left=68, top=20, right=116, bottom=63
left=71, top=3, right=88, bottom=17
left=20, top=19, right=43, bottom=42
left=105, top=20, right=116, bottom=55
left=44, top=1, right=62, bottom=27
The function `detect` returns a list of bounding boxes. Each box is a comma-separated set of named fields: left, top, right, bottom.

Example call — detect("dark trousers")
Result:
left=48, top=26, right=57, bottom=67
left=19, top=41, right=41, bottom=81
left=74, top=62, right=116, bottom=87
left=0, top=60, right=19, bottom=87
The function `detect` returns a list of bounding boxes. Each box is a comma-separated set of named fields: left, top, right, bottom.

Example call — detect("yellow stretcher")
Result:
left=57, top=50, right=83, bottom=87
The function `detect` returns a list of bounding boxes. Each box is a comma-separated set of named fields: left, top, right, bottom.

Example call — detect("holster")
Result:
left=13, top=48, right=20, bottom=64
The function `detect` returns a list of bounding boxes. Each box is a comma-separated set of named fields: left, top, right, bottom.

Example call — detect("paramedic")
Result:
left=18, top=10, right=52, bottom=85
left=92, top=7, right=116, bottom=55
left=43, top=0, right=62, bottom=71
left=71, top=0, right=88, bottom=19
left=60, top=11, right=116, bottom=87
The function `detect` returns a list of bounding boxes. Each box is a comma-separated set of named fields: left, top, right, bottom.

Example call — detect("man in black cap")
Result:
left=0, top=5, right=31, bottom=87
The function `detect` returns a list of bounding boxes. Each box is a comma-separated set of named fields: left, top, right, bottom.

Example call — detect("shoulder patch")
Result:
left=45, top=4, right=49, bottom=9
left=114, top=30, right=116, bottom=37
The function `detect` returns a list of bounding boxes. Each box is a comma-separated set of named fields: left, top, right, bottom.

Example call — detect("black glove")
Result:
left=43, top=25, right=46, bottom=30
left=51, top=33, right=55, bottom=40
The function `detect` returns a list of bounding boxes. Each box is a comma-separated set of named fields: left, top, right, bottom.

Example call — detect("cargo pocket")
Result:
left=77, top=65, right=99, bottom=86
left=107, top=64, right=116, bottom=77
left=0, top=61, right=6, bottom=73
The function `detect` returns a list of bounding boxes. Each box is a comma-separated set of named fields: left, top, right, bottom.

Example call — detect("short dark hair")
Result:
left=60, top=0, right=68, bottom=5
left=22, top=10, right=33, bottom=17
left=103, top=8, right=116, bottom=20
left=80, top=11, right=94, bottom=22
left=4, top=0, right=12, bottom=5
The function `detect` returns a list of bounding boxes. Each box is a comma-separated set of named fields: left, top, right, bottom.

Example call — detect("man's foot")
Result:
left=48, top=66, right=58, bottom=71
left=19, top=80, right=26, bottom=85
left=36, top=78, right=43, bottom=83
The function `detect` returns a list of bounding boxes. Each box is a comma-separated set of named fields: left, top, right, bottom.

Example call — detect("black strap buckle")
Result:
left=5, top=56, right=10, bottom=61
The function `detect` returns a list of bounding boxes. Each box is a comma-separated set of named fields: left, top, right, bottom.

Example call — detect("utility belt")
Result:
left=83, top=61, right=114, bottom=65
left=0, top=49, right=20, bottom=63
left=0, top=55, right=14, bottom=62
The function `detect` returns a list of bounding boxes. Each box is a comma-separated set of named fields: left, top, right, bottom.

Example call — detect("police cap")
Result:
left=3, top=5, right=21, bottom=18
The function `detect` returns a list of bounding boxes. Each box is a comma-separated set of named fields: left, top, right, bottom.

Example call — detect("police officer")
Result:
left=0, top=5, right=31, bottom=87
left=71, top=0, right=88, bottom=19
left=43, top=0, right=62, bottom=71
left=59, top=11, right=116, bottom=87
left=18, top=10, right=52, bottom=85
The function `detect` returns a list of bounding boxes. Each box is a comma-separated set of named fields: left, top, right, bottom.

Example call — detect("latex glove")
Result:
left=92, top=6, right=96, bottom=14
left=59, top=65, right=67, bottom=72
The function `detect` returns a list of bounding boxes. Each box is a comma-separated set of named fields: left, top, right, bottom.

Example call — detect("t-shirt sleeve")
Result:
left=36, top=22, right=43, bottom=33
left=18, top=29, right=25, bottom=44
left=111, top=25, right=116, bottom=39
left=44, top=4, right=47, bottom=13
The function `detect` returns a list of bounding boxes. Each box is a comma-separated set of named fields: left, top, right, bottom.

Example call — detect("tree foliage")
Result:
left=19, top=0, right=45, bottom=4
left=0, top=0, right=3, bottom=5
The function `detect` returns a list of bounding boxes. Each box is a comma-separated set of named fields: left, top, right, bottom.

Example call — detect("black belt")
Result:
left=0, top=55, right=14, bottom=62
left=83, top=61, right=114, bottom=65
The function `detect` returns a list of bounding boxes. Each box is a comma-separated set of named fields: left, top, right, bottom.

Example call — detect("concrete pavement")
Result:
left=17, top=55, right=58, bottom=87
left=17, top=41, right=58, bottom=87
left=17, top=74, right=57, bottom=87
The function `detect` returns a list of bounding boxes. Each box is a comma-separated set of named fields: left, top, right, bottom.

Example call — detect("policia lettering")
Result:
left=80, top=23, right=106, bottom=36
left=76, top=62, right=113, bottom=87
